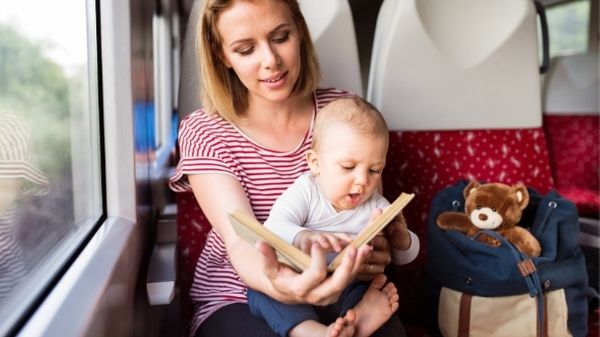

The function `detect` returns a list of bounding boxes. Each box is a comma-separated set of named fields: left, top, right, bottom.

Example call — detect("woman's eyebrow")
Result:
left=269, top=23, right=292, bottom=34
left=227, top=23, right=292, bottom=47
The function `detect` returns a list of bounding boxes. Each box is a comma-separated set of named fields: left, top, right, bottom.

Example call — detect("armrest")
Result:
left=147, top=210, right=177, bottom=305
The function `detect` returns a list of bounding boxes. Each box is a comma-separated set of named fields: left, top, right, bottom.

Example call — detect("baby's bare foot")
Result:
left=290, top=311, right=356, bottom=337
left=328, top=310, right=356, bottom=337
left=353, top=274, right=399, bottom=337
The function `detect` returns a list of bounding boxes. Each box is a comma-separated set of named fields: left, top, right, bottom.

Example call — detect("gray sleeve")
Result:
left=391, top=231, right=420, bottom=265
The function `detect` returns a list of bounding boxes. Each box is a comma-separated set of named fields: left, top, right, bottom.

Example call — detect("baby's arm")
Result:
left=373, top=194, right=419, bottom=265
left=293, top=230, right=353, bottom=255
left=385, top=212, right=411, bottom=250
left=385, top=212, right=420, bottom=265
left=263, top=175, right=312, bottom=243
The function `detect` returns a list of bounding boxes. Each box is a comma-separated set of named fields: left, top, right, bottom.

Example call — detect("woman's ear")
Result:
left=305, top=150, right=320, bottom=175
left=219, top=53, right=232, bottom=68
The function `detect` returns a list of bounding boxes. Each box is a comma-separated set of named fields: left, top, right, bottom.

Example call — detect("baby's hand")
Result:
left=383, top=211, right=411, bottom=250
left=293, top=231, right=353, bottom=255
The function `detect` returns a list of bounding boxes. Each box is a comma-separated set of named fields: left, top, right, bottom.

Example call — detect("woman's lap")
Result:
left=195, top=302, right=407, bottom=337
left=195, top=303, right=278, bottom=337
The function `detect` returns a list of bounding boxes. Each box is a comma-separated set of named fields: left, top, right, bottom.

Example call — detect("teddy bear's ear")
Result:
left=513, top=182, right=530, bottom=210
left=463, top=180, right=481, bottom=199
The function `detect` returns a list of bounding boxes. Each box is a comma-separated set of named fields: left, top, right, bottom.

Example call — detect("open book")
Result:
left=228, top=192, right=415, bottom=272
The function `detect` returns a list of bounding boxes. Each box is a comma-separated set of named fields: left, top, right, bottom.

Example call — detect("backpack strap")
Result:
left=458, top=293, right=472, bottom=337
left=472, top=230, right=547, bottom=337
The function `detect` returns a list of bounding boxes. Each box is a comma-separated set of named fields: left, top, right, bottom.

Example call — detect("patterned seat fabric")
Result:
left=382, top=129, right=554, bottom=330
left=176, top=192, right=210, bottom=323
left=543, top=115, right=600, bottom=217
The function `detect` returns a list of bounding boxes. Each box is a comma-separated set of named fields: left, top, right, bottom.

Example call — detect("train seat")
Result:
left=543, top=51, right=599, bottom=218
left=174, top=0, right=364, bottom=325
left=367, top=0, right=554, bottom=333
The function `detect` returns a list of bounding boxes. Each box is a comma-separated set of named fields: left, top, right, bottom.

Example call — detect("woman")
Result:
left=169, top=1, right=416, bottom=336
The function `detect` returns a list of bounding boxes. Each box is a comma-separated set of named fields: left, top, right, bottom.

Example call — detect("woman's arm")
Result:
left=188, top=173, right=369, bottom=305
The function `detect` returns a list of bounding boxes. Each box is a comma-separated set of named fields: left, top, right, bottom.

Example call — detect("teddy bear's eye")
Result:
left=476, top=205, right=482, bottom=210
left=492, top=207, right=497, bottom=212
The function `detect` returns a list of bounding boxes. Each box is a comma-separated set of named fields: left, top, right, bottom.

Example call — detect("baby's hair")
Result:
left=312, top=96, right=389, bottom=151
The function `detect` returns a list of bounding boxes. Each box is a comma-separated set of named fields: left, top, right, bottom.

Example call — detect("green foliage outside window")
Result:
left=0, top=24, right=74, bottom=181
left=546, top=0, right=590, bottom=58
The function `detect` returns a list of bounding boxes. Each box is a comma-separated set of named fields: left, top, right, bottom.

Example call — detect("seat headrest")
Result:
left=368, top=0, right=542, bottom=131
left=544, top=52, right=599, bottom=115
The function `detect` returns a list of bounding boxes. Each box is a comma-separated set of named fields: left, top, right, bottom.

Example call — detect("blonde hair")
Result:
left=312, top=96, right=389, bottom=151
left=197, top=0, right=321, bottom=122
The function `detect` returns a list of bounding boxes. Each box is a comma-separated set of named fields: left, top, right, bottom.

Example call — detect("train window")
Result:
left=134, top=5, right=179, bottom=173
left=546, top=0, right=591, bottom=57
left=0, top=0, right=102, bottom=334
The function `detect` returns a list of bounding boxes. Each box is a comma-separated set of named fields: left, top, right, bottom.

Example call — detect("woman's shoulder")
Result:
left=181, top=108, right=226, bottom=126
left=179, top=108, right=234, bottom=135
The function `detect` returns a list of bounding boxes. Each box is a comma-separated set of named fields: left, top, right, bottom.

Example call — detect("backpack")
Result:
left=426, top=180, right=589, bottom=337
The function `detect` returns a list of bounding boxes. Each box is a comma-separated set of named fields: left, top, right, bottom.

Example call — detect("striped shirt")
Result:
left=169, top=88, right=351, bottom=335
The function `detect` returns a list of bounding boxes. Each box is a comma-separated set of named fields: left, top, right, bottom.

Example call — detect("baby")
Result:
left=247, top=96, right=419, bottom=337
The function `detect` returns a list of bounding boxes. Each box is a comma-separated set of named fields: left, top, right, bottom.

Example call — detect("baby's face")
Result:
left=310, top=123, right=387, bottom=212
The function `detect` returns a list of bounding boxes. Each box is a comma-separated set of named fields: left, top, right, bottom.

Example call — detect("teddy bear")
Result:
left=436, top=180, right=541, bottom=257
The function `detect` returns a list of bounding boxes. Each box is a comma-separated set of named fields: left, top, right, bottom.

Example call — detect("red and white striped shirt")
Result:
left=169, top=88, right=351, bottom=335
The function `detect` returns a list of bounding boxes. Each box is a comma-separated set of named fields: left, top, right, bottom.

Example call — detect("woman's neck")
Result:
left=238, top=93, right=314, bottom=152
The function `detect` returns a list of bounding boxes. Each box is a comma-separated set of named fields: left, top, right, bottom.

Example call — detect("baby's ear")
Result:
left=305, top=150, right=320, bottom=175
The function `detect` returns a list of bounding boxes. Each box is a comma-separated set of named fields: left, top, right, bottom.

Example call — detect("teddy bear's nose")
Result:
left=479, top=214, right=488, bottom=221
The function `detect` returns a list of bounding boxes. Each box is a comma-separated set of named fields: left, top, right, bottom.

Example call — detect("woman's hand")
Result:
left=356, top=233, right=391, bottom=281
left=257, top=240, right=370, bottom=306
left=355, top=208, right=409, bottom=281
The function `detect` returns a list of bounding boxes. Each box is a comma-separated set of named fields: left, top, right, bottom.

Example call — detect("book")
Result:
left=228, top=192, right=415, bottom=272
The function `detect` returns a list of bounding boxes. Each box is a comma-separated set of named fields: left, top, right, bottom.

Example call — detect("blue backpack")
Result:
left=426, top=180, right=589, bottom=337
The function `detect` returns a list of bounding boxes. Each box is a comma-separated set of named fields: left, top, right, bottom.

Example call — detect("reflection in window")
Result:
left=546, top=0, right=590, bottom=57
left=0, top=0, right=102, bottom=334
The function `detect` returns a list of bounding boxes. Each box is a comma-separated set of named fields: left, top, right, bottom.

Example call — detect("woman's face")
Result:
left=217, top=0, right=302, bottom=106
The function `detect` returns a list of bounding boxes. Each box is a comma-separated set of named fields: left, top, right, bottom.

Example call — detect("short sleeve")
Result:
left=169, top=111, right=237, bottom=192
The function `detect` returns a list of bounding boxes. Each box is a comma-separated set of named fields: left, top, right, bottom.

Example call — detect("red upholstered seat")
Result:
left=175, top=191, right=211, bottom=323
left=543, top=115, right=600, bottom=217
left=382, top=128, right=554, bottom=328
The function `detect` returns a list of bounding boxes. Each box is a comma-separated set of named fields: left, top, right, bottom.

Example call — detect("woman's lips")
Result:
left=261, top=71, right=288, bottom=89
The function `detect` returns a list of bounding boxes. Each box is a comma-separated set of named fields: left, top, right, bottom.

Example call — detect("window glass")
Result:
left=0, top=0, right=102, bottom=333
left=546, top=0, right=590, bottom=58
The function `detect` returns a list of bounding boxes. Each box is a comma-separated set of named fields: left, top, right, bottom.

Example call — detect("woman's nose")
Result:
left=261, top=44, right=280, bottom=69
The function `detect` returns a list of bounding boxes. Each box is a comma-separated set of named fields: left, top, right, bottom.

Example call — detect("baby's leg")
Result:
left=352, top=274, right=399, bottom=337
left=289, top=310, right=356, bottom=337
